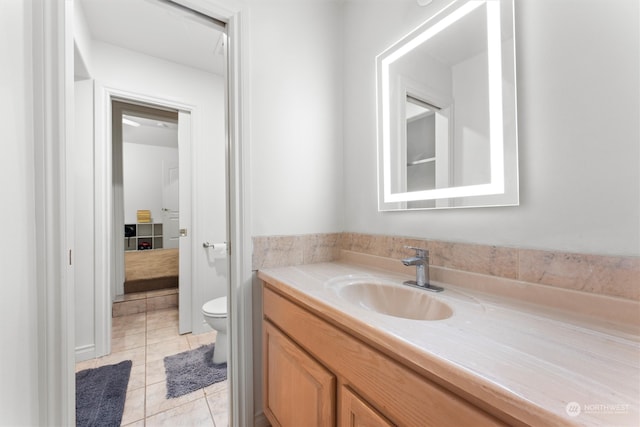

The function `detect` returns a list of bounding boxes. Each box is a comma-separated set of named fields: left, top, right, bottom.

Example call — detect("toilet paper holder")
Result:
left=202, top=241, right=227, bottom=250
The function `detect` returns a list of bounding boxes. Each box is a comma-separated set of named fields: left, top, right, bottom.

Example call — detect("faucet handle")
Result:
left=404, top=245, right=429, bottom=258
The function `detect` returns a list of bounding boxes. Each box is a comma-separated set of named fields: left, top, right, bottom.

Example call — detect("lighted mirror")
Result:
left=377, top=0, right=519, bottom=210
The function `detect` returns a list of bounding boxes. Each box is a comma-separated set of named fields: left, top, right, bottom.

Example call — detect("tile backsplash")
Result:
left=252, top=233, right=341, bottom=269
left=252, top=232, right=640, bottom=301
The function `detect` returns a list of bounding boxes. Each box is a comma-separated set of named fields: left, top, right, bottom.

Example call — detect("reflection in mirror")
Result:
left=377, top=0, right=518, bottom=210
left=406, top=95, right=438, bottom=193
left=404, top=93, right=455, bottom=209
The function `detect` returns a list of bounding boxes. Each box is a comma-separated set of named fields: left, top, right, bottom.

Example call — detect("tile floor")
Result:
left=75, top=307, right=228, bottom=426
left=112, top=288, right=179, bottom=317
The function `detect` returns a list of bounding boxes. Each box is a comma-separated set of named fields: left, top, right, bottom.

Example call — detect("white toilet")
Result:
left=202, top=296, right=228, bottom=365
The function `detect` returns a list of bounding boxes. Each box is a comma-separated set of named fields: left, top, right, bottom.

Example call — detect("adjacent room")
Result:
left=120, top=108, right=179, bottom=298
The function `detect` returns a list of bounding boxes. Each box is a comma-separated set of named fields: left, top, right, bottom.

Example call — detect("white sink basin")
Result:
left=335, top=281, right=453, bottom=321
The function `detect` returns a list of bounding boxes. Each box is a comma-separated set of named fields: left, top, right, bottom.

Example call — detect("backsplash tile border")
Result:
left=252, top=235, right=305, bottom=269
left=517, top=249, right=640, bottom=300
left=253, top=232, right=640, bottom=301
left=252, top=233, right=342, bottom=270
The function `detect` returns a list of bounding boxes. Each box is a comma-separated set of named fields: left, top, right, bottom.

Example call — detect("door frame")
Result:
left=32, top=0, right=75, bottom=423
left=34, top=0, right=254, bottom=426
left=104, top=94, right=194, bottom=348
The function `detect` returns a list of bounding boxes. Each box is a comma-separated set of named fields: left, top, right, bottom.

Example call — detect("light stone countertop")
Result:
left=258, top=257, right=640, bottom=427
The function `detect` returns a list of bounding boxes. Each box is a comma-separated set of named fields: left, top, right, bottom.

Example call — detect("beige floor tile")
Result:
left=121, top=387, right=145, bottom=426
left=95, top=346, right=146, bottom=368
left=206, top=390, right=229, bottom=427
left=128, top=364, right=146, bottom=391
left=146, top=318, right=179, bottom=331
left=80, top=300, right=231, bottom=425
left=145, top=358, right=166, bottom=386
left=146, top=336, right=189, bottom=363
left=114, top=292, right=147, bottom=302
left=75, top=358, right=96, bottom=372
left=113, top=314, right=146, bottom=339
left=213, top=411, right=228, bottom=427
left=203, top=379, right=228, bottom=397
left=212, top=411, right=228, bottom=427
left=122, top=420, right=145, bottom=427
left=113, top=299, right=147, bottom=317
left=113, top=312, right=146, bottom=327
left=146, top=307, right=178, bottom=319
left=113, top=322, right=146, bottom=339
left=147, top=309, right=179, bottom=331
left=187, top=330, right=217, bottom=349
left=147, top=325, right=180, bottom=345
left=145, top=398, right=214, bottom=427
left=146, top=288, right=178, bottom=298
left=112, top=331, right=146, bottom=353
left=147, top=294, right=178, bottom=311
left=145, top=380, right=204, bottom=418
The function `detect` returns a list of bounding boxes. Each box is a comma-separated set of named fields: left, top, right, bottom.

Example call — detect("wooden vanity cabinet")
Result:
left=263, top=321, right=335, bottom=426
left=340, top=386, right=394, bottom=427
left=262, top=282, right=510, bottom=427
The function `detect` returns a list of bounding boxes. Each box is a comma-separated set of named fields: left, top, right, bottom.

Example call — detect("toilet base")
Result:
left=213, top=332, right=227, bottom=365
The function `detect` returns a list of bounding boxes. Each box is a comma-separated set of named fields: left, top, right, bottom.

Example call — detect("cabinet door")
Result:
left=264, top=321, right=336, bottom=427
left=340, top=386, right=395, bottom=427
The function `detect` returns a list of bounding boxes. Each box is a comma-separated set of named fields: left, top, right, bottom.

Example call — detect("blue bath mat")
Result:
left=164, top=343, right=227, bottom=399
left=76, top=360, right=132, bottom=427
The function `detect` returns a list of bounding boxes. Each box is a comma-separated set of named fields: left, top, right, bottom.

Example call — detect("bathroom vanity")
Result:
left=259, top=254, right=639, bottom=426
left=262, top=282, right=509, bottom=426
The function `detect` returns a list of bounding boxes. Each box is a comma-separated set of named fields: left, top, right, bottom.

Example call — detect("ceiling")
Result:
left=78, top=0, right=226, bottom=75
left=122, top=114, right=179, bottom=148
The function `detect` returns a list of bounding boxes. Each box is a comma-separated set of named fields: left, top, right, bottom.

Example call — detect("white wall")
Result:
left=74, top=79, right=96, bottom=358
left=0, top=1, right=40, bottom=424
left=123, top=142, right=178, bottom=224
left=342, top=0, right=640, bottom=257
left=249, top=0, right=344, bottom=236
left=90, top=40, right=227, bottom=259
left=91, top=42, right=227, bottom=333
left=72, top=35, right=228, bottom=353
left=73, top=0, right=92, bottom=78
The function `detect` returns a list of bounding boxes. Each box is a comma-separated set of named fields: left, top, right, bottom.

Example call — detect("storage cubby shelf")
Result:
left=124, top=223, right=163, bottom=251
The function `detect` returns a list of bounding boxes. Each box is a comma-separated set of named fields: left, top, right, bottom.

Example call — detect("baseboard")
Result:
left=254, top=412, right=270, bottom=427
left=75, top=344, right=96, bottom=363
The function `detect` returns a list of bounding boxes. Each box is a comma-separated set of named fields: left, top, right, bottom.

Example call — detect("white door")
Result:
left=162, top=160, right=180, bottom=249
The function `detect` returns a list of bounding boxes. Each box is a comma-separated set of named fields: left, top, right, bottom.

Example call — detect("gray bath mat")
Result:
left=76, top=360, right=132, bottom=427
left=164, top=344, right=227, bottom=399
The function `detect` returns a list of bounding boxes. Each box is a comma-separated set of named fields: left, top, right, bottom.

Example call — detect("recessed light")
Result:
left=122, top=118, right=140, bottom=127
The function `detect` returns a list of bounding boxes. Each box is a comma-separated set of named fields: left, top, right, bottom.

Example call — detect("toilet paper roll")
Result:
left=203, top=242, right=228, bottom=254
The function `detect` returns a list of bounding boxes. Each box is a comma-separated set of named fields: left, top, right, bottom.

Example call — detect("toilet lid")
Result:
left=202, top=296, right=227, bottom=317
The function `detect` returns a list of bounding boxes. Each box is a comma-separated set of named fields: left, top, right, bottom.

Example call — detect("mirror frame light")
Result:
left=376, top=0, right=518, bottom=210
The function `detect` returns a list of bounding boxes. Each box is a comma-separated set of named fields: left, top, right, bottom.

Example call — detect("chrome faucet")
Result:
left=401, top=246, right=443, bottom=292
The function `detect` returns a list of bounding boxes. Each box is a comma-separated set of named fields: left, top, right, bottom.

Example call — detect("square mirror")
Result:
left=377, top=0, right=519, bottom=210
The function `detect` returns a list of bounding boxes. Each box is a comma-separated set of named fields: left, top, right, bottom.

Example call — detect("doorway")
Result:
left=76, top=0, right=229, bottom=332
left=74, top=0, right=232, bottom=422
left=114, top=101, right=182, bottom=300
left=36, top=0, right=254, bottom=425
